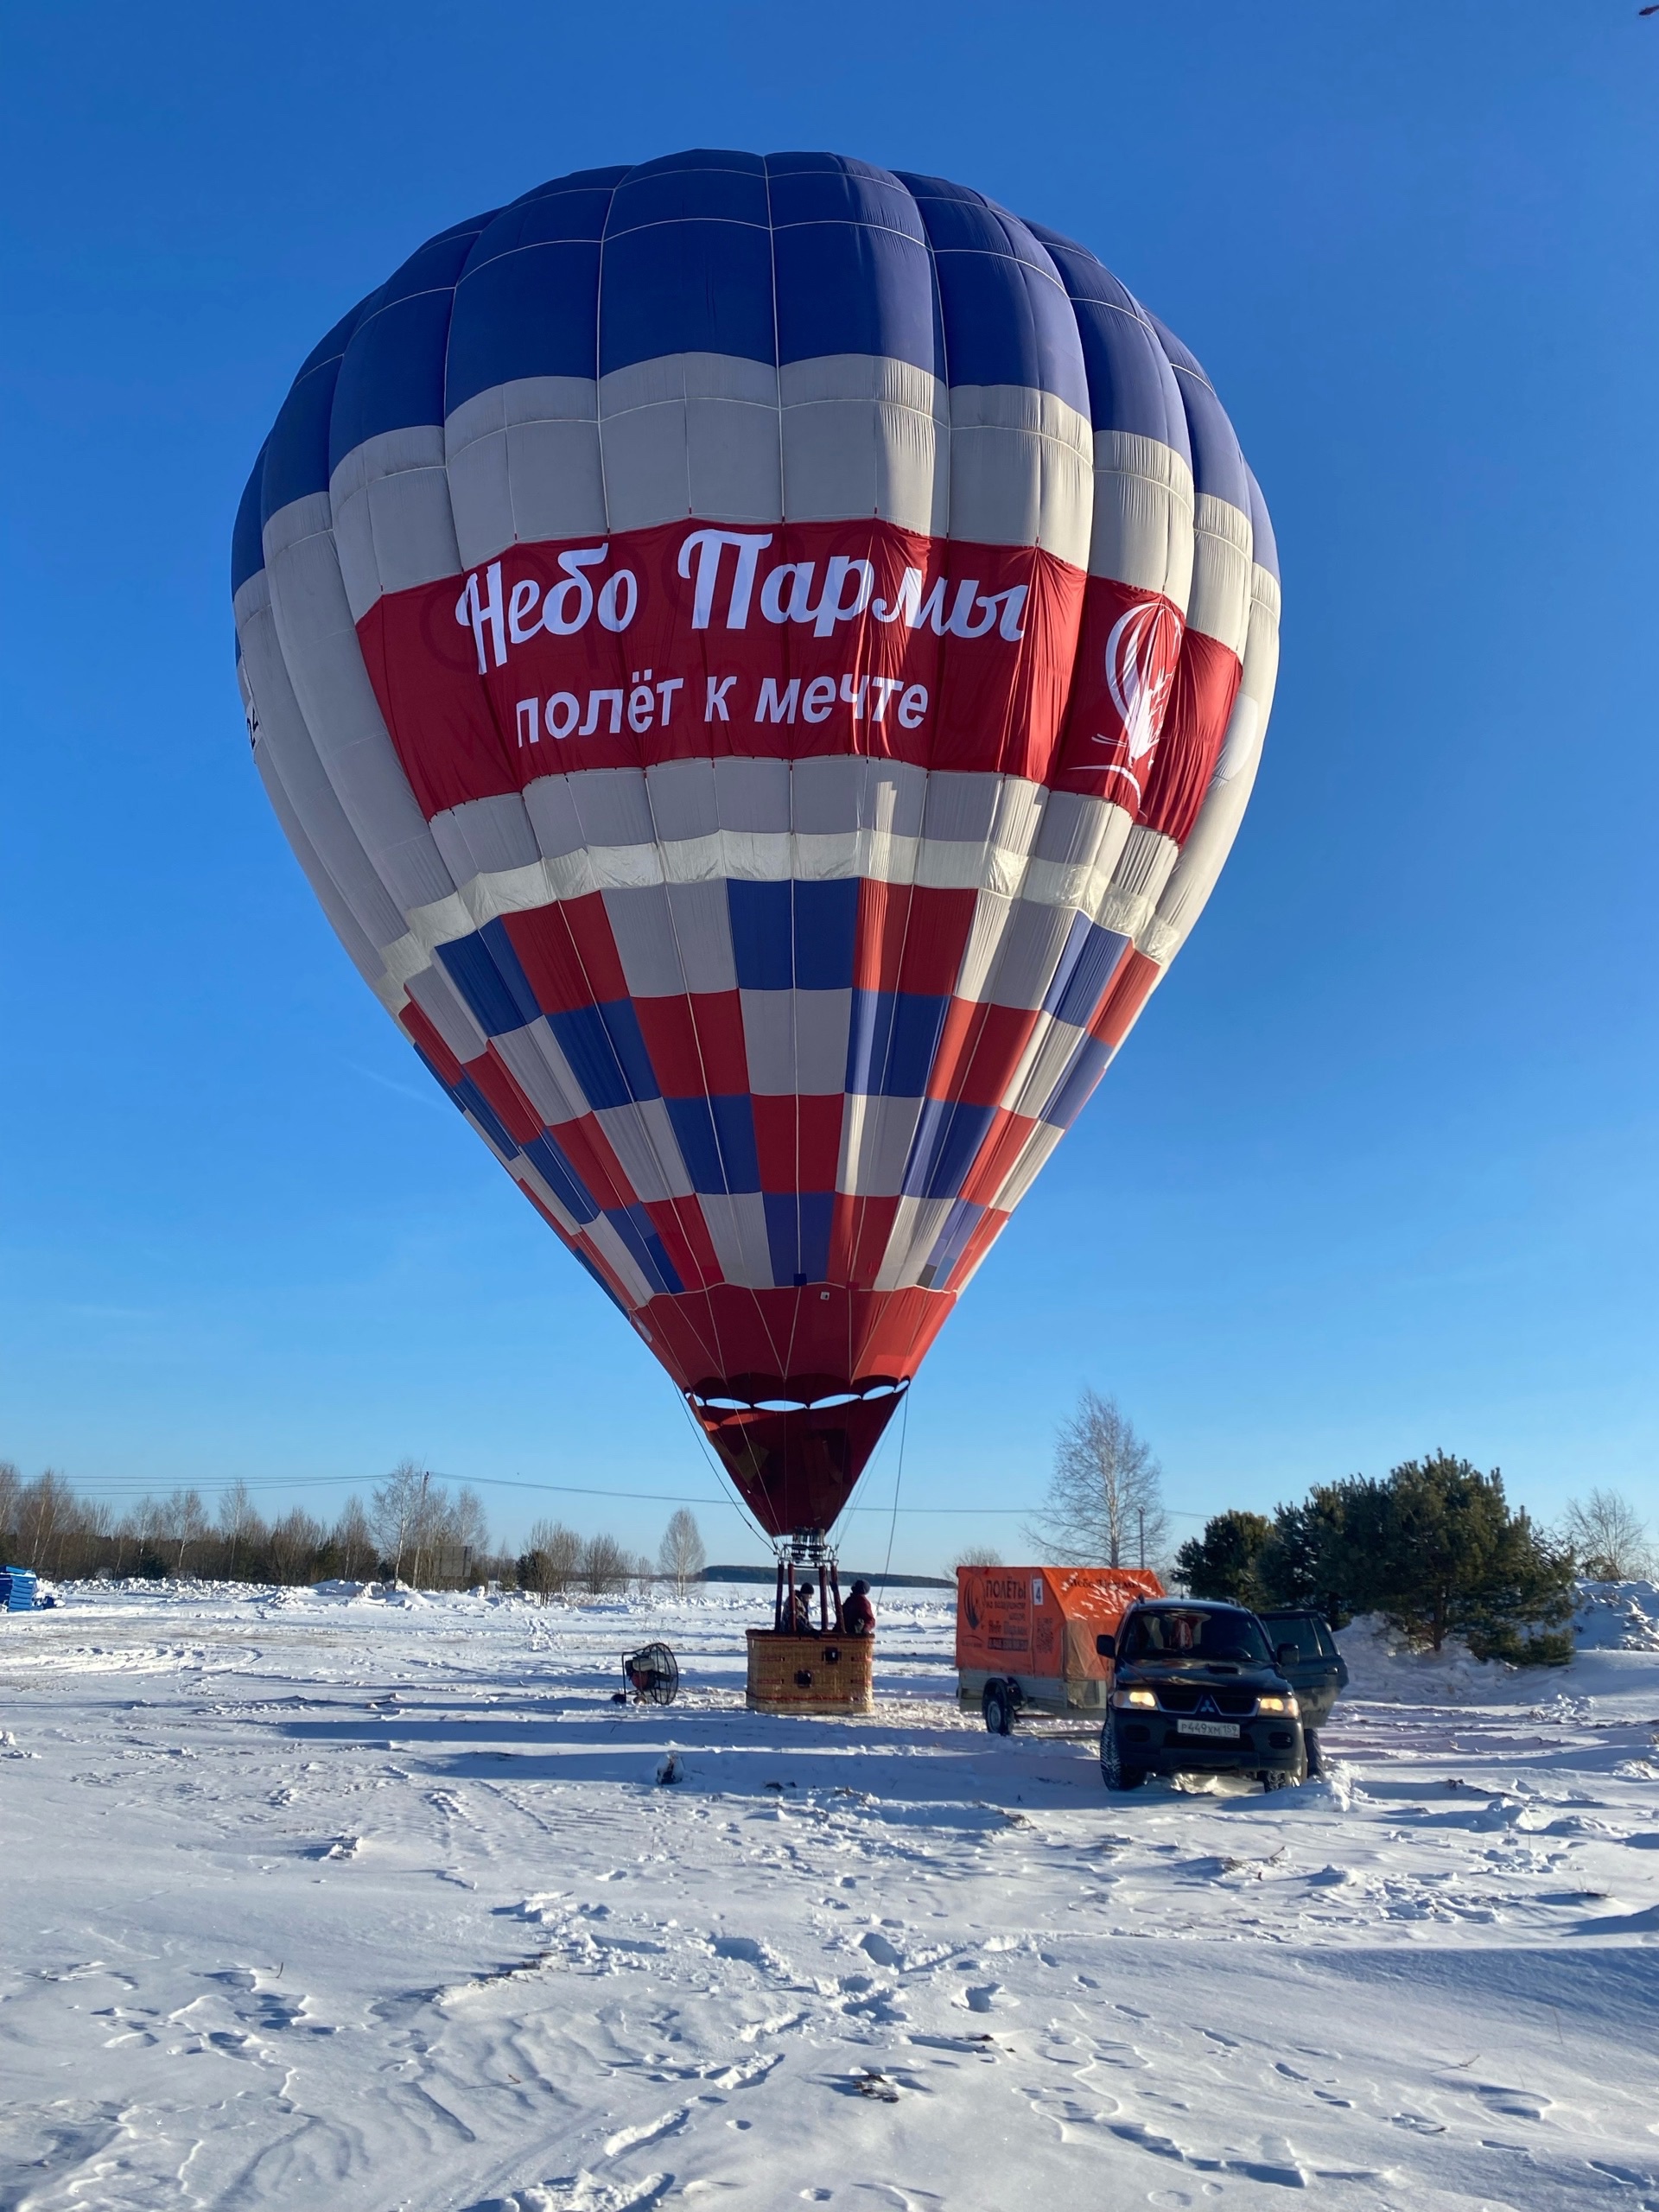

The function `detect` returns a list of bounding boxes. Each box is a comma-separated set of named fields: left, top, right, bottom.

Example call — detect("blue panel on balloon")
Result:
left=793, top=879, right=859, bottom=990
left=728, top=880, right=793, bottom=992
left=773, top=222, right=937, bottom=375
left=262, top=340, right=355, bottom=521
left=447, top=240, right=603, bottom=406
left=570, top=1243, right=629, bottom=1313
left=764, top=1191, right=834, bottom=1286
left=728, top=880, right=859, bottom=991
left=1042, top=1034, right=1114, bottom=1129
left=845, top=990, right=950, bottom=1099
left=605, top=1203, right=685, bottom=1294
left=549, top=1001, right=660, bottom=1110
left=666, top=1094, right=760, bottom=1194
left=902, top=1097, right=998, bottom=1201
left=922, top=1198, right=985, bottom=1284
left=524, top=1135, right=601, bottom=1224
left=609, top=162, right=770, bottom=234
left=599, top=220, right=776, bottom=374
left=435, top=926, right=538, bottom=1039
left=453, top=1077, right=518, bottom=1158
left=1043, top=918, right=1128, bottom=1029
left=766, top=154, right=925, bottom=236
left=232, top=455, right=267, bottom=594
left=334, top=283, right=472, bottom=462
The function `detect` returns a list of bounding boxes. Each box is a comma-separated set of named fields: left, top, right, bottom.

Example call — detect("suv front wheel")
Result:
left=1099, top=1717, right=1147, bottom=1792
left=1257, top=1750, right=1308, bottom=1791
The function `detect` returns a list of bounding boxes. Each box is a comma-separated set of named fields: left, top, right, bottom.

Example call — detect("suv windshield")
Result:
left=1122, top=1609, right=1272, bottom=1665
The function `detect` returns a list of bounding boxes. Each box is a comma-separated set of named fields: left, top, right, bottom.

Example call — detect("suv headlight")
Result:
left=1111, top=1688, right=1157, bottom=1709
left=1255, top=1694, right=1299, bottom=1715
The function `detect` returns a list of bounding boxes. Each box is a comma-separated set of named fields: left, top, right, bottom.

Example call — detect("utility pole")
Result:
left=413, top=1469, right=430, bottom=1589
left=1138, top=1508, right=1146, bottom=1571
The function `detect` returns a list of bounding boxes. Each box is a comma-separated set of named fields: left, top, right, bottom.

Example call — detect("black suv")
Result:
left=1096, top=1599, right=1319, bottom=1791
left=1256, top=1606, right=1348, bottom=1768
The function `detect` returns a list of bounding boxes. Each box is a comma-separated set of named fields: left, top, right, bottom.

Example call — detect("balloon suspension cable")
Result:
left=882, top=1383, right=911, bottom=1584
left=671, top=1392, right=777, bottom=1552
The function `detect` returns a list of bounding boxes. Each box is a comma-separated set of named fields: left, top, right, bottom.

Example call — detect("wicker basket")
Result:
left=745, top=1629, right=874, bottom=1713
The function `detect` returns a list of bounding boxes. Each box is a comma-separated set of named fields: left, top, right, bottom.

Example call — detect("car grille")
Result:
left=1154, top=1686, right=1256, bottom=1717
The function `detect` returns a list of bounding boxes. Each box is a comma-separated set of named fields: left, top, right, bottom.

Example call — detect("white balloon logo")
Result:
left=1100, top=600, right=1180, bottom=795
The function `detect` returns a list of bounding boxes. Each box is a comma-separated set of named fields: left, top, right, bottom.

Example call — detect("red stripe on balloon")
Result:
left=358, top=519, right=1090, bottom=817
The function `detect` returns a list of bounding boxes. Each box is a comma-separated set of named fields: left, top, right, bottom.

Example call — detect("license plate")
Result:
left=1177, top=1717, right=1240, bottom=1740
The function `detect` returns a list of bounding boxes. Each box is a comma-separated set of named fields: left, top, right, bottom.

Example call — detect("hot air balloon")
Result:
left=232, top=150, right=1280, bottom=1560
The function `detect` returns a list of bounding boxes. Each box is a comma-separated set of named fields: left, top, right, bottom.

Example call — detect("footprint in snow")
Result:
left=705, top=2051, right=782, bottom=2090
left=602, top=2107, right=691, bottom=2158
left=957, top=1982, right=1017, bottom=2013
left=463, top=2173, right=673, bottom=2211
left=849, top=2069, right=901, bottom=2101
left=709, top=1934, right=774, bottom=1968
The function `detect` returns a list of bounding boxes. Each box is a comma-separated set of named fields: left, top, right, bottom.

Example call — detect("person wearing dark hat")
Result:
left=784, top=1585, right=817, bottom=1636
left=842, top=1580, right=876, bottom=1636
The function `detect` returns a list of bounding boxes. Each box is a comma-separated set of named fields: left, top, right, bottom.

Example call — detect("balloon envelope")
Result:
left=232, top=151, right=1281, bottom=1541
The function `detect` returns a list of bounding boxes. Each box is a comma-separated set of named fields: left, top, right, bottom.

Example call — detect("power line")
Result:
left=46, top=1465, right=1212, bottom=1522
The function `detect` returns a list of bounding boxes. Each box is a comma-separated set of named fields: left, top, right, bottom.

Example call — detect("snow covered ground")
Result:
left=3, top=1580, right=1658, bottom=2211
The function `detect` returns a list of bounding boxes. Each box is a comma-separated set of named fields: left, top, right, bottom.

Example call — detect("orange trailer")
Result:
left=956, top=1565, right=1165, bottom=1732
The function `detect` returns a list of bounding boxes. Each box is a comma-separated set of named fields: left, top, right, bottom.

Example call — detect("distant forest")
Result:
left=0, top=1460, right=651, bottom=1594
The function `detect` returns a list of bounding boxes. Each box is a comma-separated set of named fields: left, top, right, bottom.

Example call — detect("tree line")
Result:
left=516, top=1508, right=707, bottom=1600
left=0, top=1459, right=710, bottom=1599
left=1173, top=1456, right=1651, bottom=1665
left=981, top=1390, right=1649, bottom=1669
left=0, top=1458, right=506, bottom=1587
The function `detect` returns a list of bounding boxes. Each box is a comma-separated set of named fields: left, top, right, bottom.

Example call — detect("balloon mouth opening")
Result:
left=687, top=1376, right=906, bottom=1416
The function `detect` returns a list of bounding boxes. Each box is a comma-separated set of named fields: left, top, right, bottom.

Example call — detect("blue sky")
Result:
left=2, top=3, right=1656, bottom=1571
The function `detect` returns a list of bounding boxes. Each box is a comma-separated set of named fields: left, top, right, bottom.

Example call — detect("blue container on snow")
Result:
left=0, top=1567, right=38, bottom=1611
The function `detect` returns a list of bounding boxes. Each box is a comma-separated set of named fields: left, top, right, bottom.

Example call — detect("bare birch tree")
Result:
left=950, top=1546, right=1002, bottom=1572
left=218, top=1480, right=257, bottom=1582
left=0, top=1462, right=22, bottom=1550
left=372, top=1461, right=429, bottom=1583
left=123, top=1494, right=162, bottom=1573
left=163, top=1488, right=210, bottom=1578
left=268, top=1507, right=325, bottom=1584
left=448, top=1485, right=491, bottom=1584
left=658, top=1509, right=707, bottom=1595
left=580, top=1532, right=632, bottom=1596
left=330, top=1496, right=377, bottom=1581
left=1023, top=1389, right=1167, bottom=1568
left=518, top=1519, right=581, bottom=1601
left=20, top=1471, right=74, bottom=1573
left=1562, top=1489, right=1652, bottom=1581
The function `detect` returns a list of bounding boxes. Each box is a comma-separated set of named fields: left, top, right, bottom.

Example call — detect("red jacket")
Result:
left=842, top=1592, right=876, bottom=1635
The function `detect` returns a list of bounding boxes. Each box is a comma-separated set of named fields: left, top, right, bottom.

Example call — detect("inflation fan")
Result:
left=622, top=1643, right=680, bottom=1707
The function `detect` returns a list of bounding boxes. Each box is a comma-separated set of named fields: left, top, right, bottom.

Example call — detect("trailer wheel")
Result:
left=982, top=1681, right=1014, bottom=1736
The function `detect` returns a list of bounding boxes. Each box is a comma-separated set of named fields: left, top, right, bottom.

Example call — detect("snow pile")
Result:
left=1330, top=1611, right=1507, bottom=1701
left=1572, top=1577, right=1659, bottom=1651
